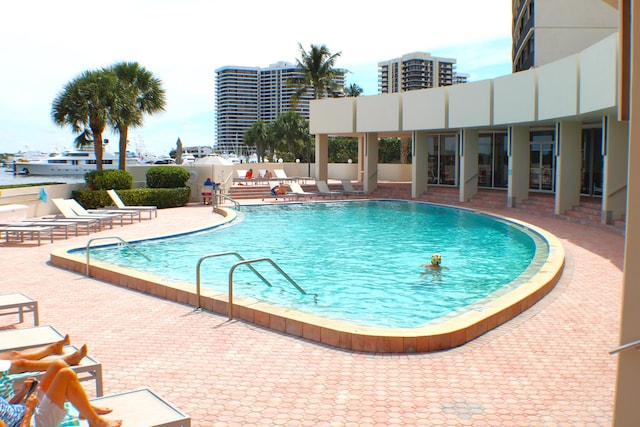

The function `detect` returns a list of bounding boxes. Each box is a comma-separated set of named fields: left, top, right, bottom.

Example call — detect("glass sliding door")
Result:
left=477, top=132, right=508, bottom=188
left=426, top=134, right=458, bottom=185
left=581, top=128, right=603, bottom=196
left=529, top=131, right=555, bottom=191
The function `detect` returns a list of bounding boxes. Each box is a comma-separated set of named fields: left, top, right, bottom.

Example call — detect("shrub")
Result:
left=72, top=187, right=191, bottom=210
left=85, top=169, right=133, bottom=190
left=146, top=166, right=190, bottom=189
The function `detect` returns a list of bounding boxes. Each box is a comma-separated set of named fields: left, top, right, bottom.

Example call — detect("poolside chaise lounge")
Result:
left=287, top=182, right=317, bottom=200
left=66, top=198, right=140, bottom=224
left=61, top=198, right=127, bottom=227
left=1, top=220, right=80, bottom=239
left=107, top=190, right=158, bottom=219
left=0, top=225, right=53, bottom=245
left=315, top=180, right=344, bottom=199
left=52, top=199, right=117, bottom=229
left=0, top=293, right=38, bottom=326
left=27, top=217, right=100, bottom=235
left=341, top=179, right=366, bottom=196
left=66, top=388, right=191, bottom=427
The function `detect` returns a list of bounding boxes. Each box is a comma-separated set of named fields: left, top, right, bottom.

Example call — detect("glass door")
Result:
left=426, top=134, right=457, bottom=185
left=530, top=143, right=555, bottom=191
left=581, top=128, right=603, bottom=196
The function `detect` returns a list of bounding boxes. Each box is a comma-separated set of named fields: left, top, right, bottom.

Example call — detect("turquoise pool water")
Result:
left=86, top=201, right=547, bottom=328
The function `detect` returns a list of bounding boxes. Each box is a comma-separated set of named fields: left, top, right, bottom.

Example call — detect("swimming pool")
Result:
left=81, top=201, right=548, bottom=328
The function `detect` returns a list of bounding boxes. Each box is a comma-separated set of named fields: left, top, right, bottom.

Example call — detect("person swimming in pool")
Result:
left=422, top=253, right=447, bottom=269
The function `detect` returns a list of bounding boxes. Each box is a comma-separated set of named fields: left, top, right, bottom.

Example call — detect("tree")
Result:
left=273, top=111, right=310, bottom=156
left=52, top=70, right=117, bottom=170
left=344, top=83, right=363, bottom=97
left=244, top=120, right=272, bottom=161
left=109, top=62, right=166, bottom=170
left=289, top=43, right=344, bottom=101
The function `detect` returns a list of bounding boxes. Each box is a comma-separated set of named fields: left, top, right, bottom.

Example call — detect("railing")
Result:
left=195, top=252, right=316, bottom=318
left=465, top=172, right=479, bottom=185
left=609, top=338, right=640, bottom=355
left=608, top=184, right=627, bottom=199
left=215, top=194, right=240, bottom=210
left=85, top=236, right=150, bottom=277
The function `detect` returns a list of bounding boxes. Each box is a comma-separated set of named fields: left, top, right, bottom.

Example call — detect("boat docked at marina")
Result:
left=12, top=150, right=138, bottom=176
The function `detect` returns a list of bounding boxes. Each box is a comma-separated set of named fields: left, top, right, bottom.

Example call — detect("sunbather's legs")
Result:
left=40, top=361, right=121, bottom=427
left=0, top=334, right=70, bottom=361
left=8, top=344, right=87, bottom=374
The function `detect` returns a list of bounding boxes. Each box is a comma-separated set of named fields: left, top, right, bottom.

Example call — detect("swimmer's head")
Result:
left=431, top=253, right=442, bottom=265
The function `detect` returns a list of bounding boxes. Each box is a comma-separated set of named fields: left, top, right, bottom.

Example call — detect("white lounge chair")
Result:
left=52, top=199, right=117, bottom=229
left=273, top=169, right=296, bottom=183
left=66, top=198, right=139, bottom=224
left=315, top=180, right=344, bottom=199
left=107, top=190, right=158, bottom=219
left=0, top=225, right=53, bottom=245
left=0, top=293, right=39, bottom=326
left=288, top=182, right=316, bottom=200
left=341, top=179, right=366, bottom=196
left=66, top=388, right=191, bottom=426
left=0, top=325, right=64, bottom=353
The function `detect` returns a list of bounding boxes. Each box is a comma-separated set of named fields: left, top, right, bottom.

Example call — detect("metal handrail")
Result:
left=465, top=172, right=479, bottom=184
left=85, top=236, right=150, bottom=277
left=215, top=194, right=240, bottom=210
left=227, top=257, right=316, bottom=319
left=608, top=184, right=627, bottom=199
left=609, top=339, right=640, bottom=355
left=195, top=251, right=272, bottom=309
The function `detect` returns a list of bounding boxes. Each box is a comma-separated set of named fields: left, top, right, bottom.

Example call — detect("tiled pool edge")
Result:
left=50, top=207, right=565, bottom=353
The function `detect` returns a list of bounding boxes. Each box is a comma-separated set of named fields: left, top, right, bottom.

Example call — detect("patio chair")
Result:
left=107, top=190, right=158, bottom=219
left=52, top=199, right=117, bottom=229
left=341, top=179, right=366, bottom=196
left=288, top=182, right=317, bottom=200
left=0, top=224, right=54, bottom=245
left=315, top=180, right=344, bottom=199
left=64, top=388, right=191, bottom=427
left=0, top=293, right=38, bottom=326
left=273, top=169, right=296, bottom=183
left=0, top=325, right=65, bottom=353
left=66, top=198, right=139, bottom=224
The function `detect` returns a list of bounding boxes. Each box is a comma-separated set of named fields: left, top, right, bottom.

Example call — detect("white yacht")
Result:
left=15, top=150, right=138, bottom=176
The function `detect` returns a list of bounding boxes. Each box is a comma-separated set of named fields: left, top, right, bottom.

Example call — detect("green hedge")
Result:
left=72, top=187, right=191, bottom=209
left=146, top=166, right=190, bottom=189
left=85, top=170, right=133, bottom=190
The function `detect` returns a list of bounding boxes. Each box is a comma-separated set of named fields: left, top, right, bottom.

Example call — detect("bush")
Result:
left=146, top=166, right=190, bottom=189
left=72, top=187, right=191, bottom=210
left=85, top=169, right=133, bottom=190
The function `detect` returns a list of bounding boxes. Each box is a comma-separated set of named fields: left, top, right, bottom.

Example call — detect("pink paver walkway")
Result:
left=0, top=202, right=622, bottom=426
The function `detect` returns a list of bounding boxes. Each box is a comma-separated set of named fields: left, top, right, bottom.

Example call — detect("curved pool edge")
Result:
left=50, top=205, right=565, bottom=353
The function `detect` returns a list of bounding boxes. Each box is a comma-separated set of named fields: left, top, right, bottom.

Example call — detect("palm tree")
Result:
left=273, top=111, right=311, bottom=166
left=344, top=83, right=363, bottom=97
left=109, top=62, right=166, bottom=170
left=289, top=43, right=344, bottom=101
left=244, top=120, right=272, bottom=161
left=52, top=70, right=117, bottom=170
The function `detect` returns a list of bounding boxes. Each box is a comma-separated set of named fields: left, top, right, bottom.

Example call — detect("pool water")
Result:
left=87, top=201, right=547, bottom=328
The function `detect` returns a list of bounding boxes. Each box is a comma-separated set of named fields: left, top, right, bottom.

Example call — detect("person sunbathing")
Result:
left=0, top=359, right=121, bottom=427
left=0, top=335, right=87, bottom=374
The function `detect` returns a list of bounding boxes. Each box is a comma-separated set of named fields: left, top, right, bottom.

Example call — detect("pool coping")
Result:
left=50, top=204, right=565, bottom=353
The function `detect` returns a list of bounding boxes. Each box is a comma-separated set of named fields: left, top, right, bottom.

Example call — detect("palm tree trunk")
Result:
left=118, top=126, right=129, bottom=170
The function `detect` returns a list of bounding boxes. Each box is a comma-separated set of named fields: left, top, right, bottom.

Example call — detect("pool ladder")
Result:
left=195, top=251, right=316, bottom=319
left=85, top=236, right=151, bottom=277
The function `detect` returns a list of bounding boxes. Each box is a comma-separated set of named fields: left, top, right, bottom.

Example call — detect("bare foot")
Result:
left=91, top=405, right=113, bottom=415
left=63, top=344, right=87, bottom=366
left=50, top=334, right=71, bottom=354
left=89, top=416, right=122, bottom=427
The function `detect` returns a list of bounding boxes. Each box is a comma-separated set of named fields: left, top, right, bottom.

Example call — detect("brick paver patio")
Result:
left=0, top=201, right=622, bottom=426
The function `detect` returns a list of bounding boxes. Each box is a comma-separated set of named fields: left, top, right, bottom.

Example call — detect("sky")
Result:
left=0, top=0, right=513, bottom=157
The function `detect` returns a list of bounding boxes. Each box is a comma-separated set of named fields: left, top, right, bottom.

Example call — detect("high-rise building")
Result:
left=215, top=62, right=344, bottom=153
left=377, top=52, right=466, bottom=94
left=512, top=0, right=618, bottom=72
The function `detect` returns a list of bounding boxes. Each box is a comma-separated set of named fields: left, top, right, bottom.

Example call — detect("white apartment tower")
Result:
left=215, top=62, right=344, bottom=153
left=512, top=0, right=618, bottom=72
left=378, top=52, right=465, bottom=93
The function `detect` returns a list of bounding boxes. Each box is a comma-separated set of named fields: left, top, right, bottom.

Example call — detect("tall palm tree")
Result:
left=273, top=111, right=310, bottom=157
left=289, top=43, right=343, bottom=101
left=344, top=83, right=363, bottom=97
left=109, top=62, right=166, bottom=170
left=244, top=120, right=272, bottom=161
left=52, top=70, right=117, bottom=170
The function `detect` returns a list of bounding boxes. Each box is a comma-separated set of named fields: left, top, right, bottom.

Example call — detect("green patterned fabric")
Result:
left=0, top=370, right=14, bottom=400
left=58, top=403, right=84, bottom=426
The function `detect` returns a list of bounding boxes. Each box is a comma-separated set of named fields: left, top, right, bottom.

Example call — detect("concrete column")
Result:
left=507, top=126, right=530, bottom=207
left=554, top=121, right=582, bottom=215
left=459, top=129, right=479, bottom=203
left=358, top=135, right=365, bottom=182
left=363, top=132, right=379, bottom=193
left=602, top=115, right=629, bottom=223
left=614, top=3, right=640, bottom=424
left=412, top=131, right=429, bottom=198
left=314, top=134, right=329, bottom=182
